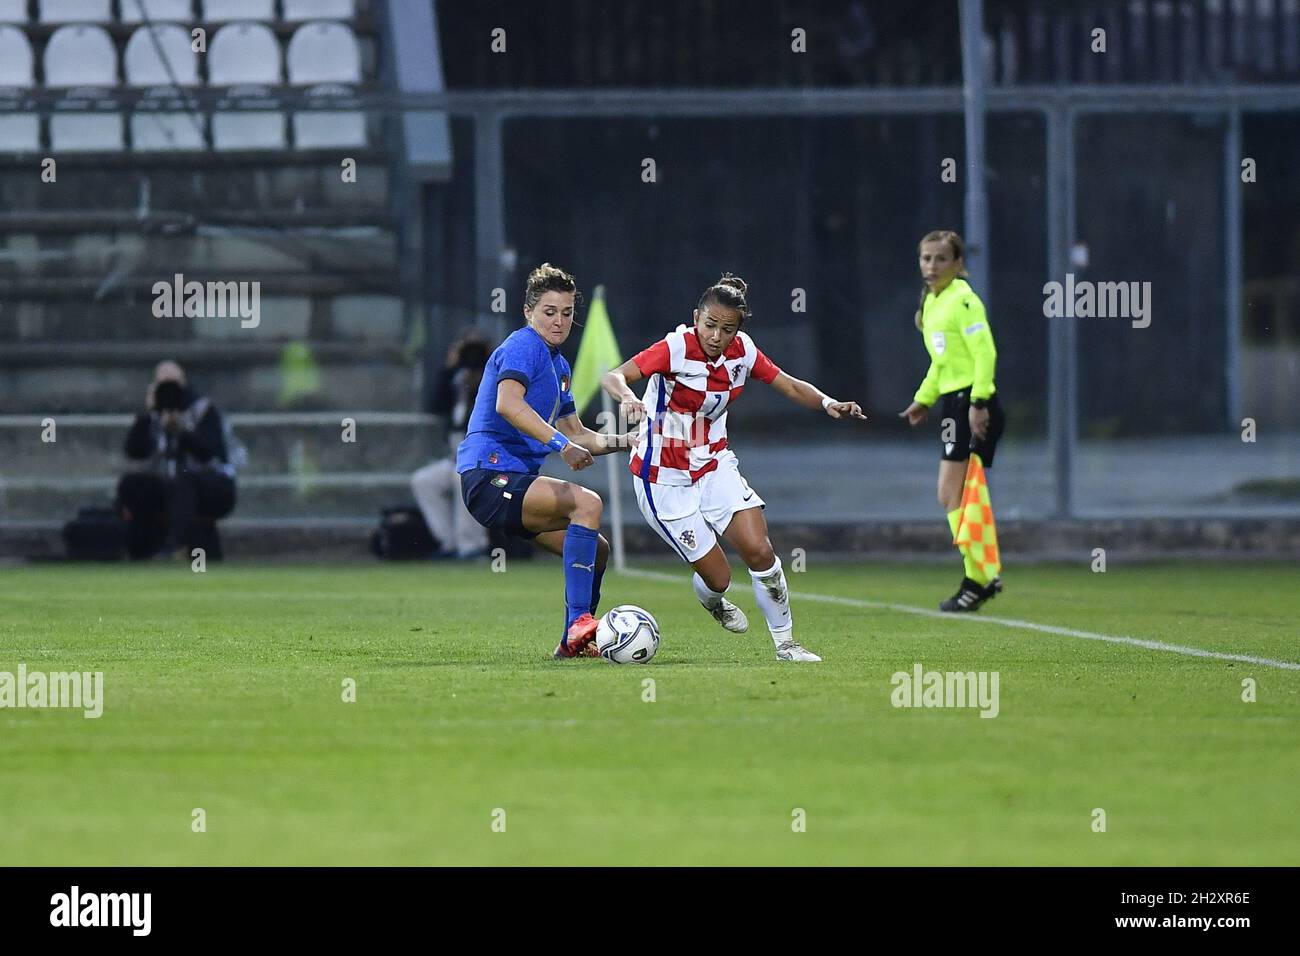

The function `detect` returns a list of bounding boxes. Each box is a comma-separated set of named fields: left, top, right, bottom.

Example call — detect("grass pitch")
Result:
left=1, top=558, right=1297, bottom=866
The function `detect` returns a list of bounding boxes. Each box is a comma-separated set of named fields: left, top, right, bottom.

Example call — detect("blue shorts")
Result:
left=459, top=468, right=540, bottom=540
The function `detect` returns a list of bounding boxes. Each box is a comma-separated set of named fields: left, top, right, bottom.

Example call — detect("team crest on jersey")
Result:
left=931, top=331, right=947, bottom=355
left=491, top=474, right=509, bottom=488
left=560, top=375, right=570, bottom=392
left=731, top=364, right=743, bottom=382
left=679, top=529, right=696, bottom=550
left=487, top=451, right=499, bottom=464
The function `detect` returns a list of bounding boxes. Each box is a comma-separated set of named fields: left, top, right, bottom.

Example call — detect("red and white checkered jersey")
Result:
left=628, top=325, right=783, bottom=485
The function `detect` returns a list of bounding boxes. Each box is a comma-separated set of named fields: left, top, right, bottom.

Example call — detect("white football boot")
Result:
left=703, top=597, right=749, bottom=633
left=775, top=640, right=822, bottom=662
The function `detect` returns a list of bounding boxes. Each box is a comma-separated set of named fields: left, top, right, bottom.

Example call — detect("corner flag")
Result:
left=570, top=285, right=622, bottom=416
left=569, top=284, right=628, bottom=572
left=954, top=452, right=1002, bottom=582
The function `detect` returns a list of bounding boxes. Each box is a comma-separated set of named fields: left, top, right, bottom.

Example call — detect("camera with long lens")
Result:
left=153, top=380, right=185, bottom=412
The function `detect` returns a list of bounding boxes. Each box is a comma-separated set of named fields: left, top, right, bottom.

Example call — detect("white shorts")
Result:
left=633, top=450, right=765, bottom=563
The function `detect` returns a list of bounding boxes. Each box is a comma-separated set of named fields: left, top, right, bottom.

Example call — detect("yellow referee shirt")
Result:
left=913, top=277, right=998, bottom=406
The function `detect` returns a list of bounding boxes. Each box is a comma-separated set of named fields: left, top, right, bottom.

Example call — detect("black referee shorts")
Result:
left=937, top=389, right=1005, bottom=467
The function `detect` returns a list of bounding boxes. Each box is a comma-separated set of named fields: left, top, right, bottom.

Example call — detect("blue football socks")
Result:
left=562, top=524, right=599, bottom=634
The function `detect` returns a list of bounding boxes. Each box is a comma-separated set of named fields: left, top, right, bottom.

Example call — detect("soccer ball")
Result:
left=595, top=605, right=660, bottom=664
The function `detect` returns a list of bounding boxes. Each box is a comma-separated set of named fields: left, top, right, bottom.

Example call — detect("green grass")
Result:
left=1, top=559, right=1297, bottom=866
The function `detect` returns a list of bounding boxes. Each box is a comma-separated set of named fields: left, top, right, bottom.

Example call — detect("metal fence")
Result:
left=420, top=83, right=1300, bottom=520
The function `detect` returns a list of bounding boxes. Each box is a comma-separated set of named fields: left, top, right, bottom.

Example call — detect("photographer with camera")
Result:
left=116, top=360, right=238, bottom=560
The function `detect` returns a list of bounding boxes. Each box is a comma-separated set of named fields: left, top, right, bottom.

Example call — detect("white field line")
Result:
left=619, top=567, right=1300, bottom=672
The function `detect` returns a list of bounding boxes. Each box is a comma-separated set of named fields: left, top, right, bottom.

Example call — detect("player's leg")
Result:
left=937, top=388, right=989, bottom=610
left=719, top=507, right=817, bottom=662
left=689, top=543, right=748, bottom=633
left=938, top=391, right=1006, bottom=612
left=938, top=459, right=966, bottom=524
left=938, top=457, right=988, bottom=610
left=459, top=469, right=602, bottom=656
left=519, top=476, right=604, bottom=656
left=534, top=528, right=609, bottom=617
left=707, top=460, right=819, bottom=662
left=632, top=475, right=743, bottom=631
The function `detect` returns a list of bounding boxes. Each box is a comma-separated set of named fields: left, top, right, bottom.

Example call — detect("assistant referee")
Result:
left=898, top=229, right=1006, bottom=612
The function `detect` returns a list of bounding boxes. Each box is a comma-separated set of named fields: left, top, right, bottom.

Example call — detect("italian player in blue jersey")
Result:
left=457, top=264, right=633, bottom=659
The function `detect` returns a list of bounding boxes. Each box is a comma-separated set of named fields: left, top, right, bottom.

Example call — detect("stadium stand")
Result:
left=123, top=23, right=205, bottom=151
left=0, top=25, right=39, bottom=151
left=45, top=24, right=124, bottom=152
left=209, top=21, right=285, bottom=150
left=201, top=0, right=274, bottom=22
left=0, top=22, right=32, bottom=76
left=286, top=20, right=366, bottom=148
left=38, top=0, right=113, bottom=24
left=119, top=0, right=195, bottom=24
left=0, top=0, right=411, bottom=554
left=283, top=0, right=355, bottom=22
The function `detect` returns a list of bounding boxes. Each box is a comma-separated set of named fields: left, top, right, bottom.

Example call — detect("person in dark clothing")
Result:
left=117, top=361, right=237, bottom=560
left=410, top=333, right=491, bottom=558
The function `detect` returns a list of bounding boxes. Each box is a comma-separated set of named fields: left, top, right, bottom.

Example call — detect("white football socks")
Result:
left=749, top=557, right=792, bottom=645
left=692, top=572, right=727, bottom=609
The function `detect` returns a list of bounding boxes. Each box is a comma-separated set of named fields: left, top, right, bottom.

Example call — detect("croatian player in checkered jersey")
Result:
left=602, top=274, right=866, bottom=662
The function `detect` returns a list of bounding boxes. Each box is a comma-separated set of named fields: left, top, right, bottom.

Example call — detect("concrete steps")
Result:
left=0, top=472, right=428, bottom=522
left=0, top=284, right=404, bottom=344
left=0, top=414, right=438, bottom=476
left=0, top=341, right=420, bottom=413
left=0, top=158, right=392, bottom=220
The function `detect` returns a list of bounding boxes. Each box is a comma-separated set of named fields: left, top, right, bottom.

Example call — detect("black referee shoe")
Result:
left=939, top=576, right=1002, bottom=613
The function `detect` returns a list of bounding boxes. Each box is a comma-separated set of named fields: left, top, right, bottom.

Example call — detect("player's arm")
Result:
left=961, top=297, right=997, bottom=402
left=960, top=297, right=997, bottom=439
left=495, top=379, right=594, bottom=471
left=555, top=413, right=634, bottom=456
left=767, top=371, right=866, bottom=421
left=901, top=356, right=941, bottom=426
left=601, top=358, right=648, bottom=428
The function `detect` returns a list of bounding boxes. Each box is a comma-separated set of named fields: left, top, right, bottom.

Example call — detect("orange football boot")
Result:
left=553, top=612, right=599, bottom=659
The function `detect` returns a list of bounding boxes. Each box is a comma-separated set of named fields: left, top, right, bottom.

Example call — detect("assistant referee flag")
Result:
left=954, top=453, right=1002, bottom=583
left=571, top=285, right=622, bottom=416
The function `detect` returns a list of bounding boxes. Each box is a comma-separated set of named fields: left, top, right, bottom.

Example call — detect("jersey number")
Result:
left=705, top=394, right=725, bottom=417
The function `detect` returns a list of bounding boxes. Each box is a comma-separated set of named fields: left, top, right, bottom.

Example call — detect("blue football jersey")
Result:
left=456, top=326, right=576, bottom=475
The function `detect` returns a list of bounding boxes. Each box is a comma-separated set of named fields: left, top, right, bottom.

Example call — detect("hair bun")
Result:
left=696, top=272, right=752, bottom=322
left=717, top=273, right=747, bottom=294
left=523, top=262, right=579, bottom=310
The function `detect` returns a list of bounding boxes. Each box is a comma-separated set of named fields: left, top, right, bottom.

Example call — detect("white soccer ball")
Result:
left=595, top=605, right=660, bottom=664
